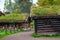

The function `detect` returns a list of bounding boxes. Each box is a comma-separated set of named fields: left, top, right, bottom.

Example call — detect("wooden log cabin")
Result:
left=33, top=16, right=60, bottom=35
left=0, top=20, right=29, bottom=31
left=0, top=13, right=31, bottom=31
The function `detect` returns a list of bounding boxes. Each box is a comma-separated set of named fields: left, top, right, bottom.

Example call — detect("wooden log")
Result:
left=33, top=16, right=60, bottom=35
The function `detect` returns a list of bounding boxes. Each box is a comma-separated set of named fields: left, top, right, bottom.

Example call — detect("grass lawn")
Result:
left=32, top=33, right=60, bottom=38
left=0, top=29, right=25, bottom=39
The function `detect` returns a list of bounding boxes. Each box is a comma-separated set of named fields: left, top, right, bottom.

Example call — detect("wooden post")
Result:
left=5, top=24, right=8, bottom=34
left=9, top=24, right=12, bottom=32
left=34, top=20, right=37, bottom=34
left=13, top=23, right=16, bottom=32
left=15, top=23, right=18, bottom=31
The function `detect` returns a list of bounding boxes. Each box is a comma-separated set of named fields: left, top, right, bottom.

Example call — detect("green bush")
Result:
left=30, top=20, right=34, bottom=29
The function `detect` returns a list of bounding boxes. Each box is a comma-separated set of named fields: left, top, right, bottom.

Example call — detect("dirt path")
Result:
left=1, top=31, right=60, bottom=40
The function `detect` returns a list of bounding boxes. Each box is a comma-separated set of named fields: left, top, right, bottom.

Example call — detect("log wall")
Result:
left=0, top=21, right=29, bottom=31
left=33, top=16, right=60, bottom=35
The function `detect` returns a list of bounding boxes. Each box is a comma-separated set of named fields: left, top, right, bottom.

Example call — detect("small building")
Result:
left=33, top=16, right=60, bottom=35
left=0, top=20, right=29, bottom=31
left=0, top=14, right=30, bottom=31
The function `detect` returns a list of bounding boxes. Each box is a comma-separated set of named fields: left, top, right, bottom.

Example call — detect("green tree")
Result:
left=38, top=0, right=52, bottom=6
left=14, top=0, right=32, bottom=13
left=4, top=0, right=32, bottom=13
left=54, top=0, right=60, bottom=5
left=12, top=8, right=21, bottom=14
left=38, top=0, right=60, bottom=6
left=4, top=0, right=13, bottom=13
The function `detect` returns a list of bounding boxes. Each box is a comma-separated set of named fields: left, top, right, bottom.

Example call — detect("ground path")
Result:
left=1, top=31, right=60, bottom=40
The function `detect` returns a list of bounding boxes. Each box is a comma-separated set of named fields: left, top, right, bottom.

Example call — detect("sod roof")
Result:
left=0, top=14, right=28, bottom=21
left=31, top=5, right=60, bottom=17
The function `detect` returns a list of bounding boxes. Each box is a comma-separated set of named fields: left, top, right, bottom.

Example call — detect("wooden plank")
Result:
left=37, top=30, right=55, bottom=33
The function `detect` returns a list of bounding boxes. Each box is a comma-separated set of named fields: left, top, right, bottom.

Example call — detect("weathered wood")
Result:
left=33, top=16, right=60, bottom=35
left=0, top=20, right=29, bottom=32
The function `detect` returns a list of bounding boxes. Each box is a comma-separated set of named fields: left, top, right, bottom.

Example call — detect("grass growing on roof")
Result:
left=0, top=13, right=28, bottom=20
left=32, top=5, right=60, bottom=16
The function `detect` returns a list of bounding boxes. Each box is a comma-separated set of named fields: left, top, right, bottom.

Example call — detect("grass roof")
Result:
left=0, top=13, right=28, bottom=21
left=32, top=5, right=60, bottom=16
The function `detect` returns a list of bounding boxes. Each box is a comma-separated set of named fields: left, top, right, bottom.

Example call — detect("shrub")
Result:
left=30, top=20, right=34, bottom=29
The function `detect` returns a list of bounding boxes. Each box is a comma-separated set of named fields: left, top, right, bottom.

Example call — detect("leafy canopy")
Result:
left=12, top=8, right=21, bottom=14
left=38, top=0, right=60, bottom=6
left=32, top=6, right=60, bottom=16
left=31, top=0, right=60, bottom=16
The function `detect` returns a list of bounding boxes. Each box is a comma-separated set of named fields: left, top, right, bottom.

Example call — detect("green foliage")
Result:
left=4, top=0, right=32, bottom=13
left=4, top=0, right=13, bottom=12
left=54, top=0, right=60, bottom=5
left=0, top=13, right=28, bottom=20
left=32, top=0, right=60, bottom=16
left=32, top=33, right=60, bottom=38
left=12, top=8, right=21, bottom=14
left=38, top=0, right=60, bottom=6
left=38, top=0, right=53, bottom=6
left=33, top=7, right=47, bottom=16
left=14, top=0, right=32, bottom=13
left=30, top=20, right=34, bottom=30
left=0, top=30, right=25, bottom=38
left=32, top=6, right=60, bottom=16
